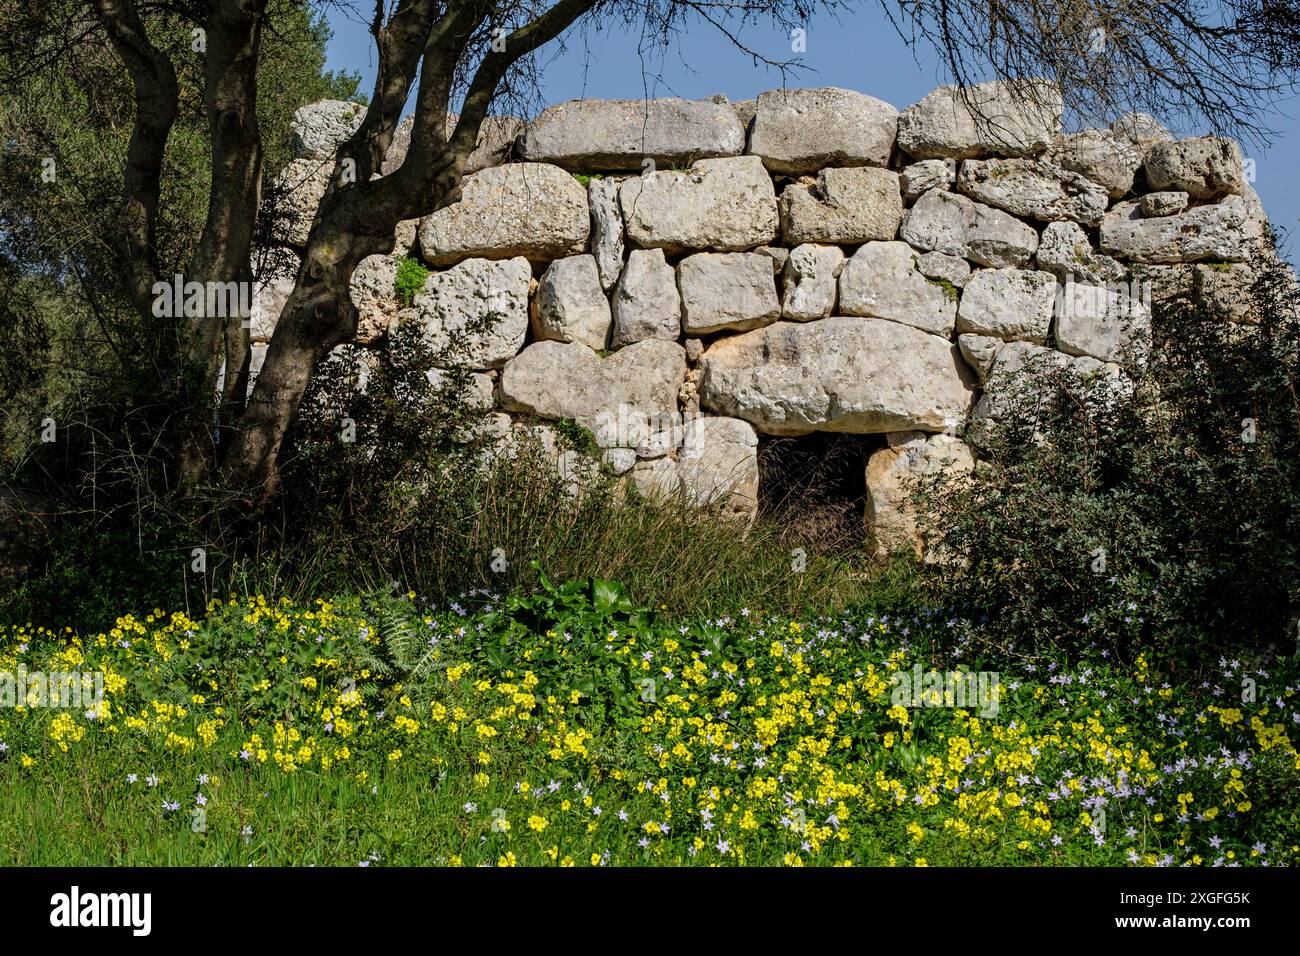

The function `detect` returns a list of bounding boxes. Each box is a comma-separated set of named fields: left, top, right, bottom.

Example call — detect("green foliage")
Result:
left=393, top=256, right=430, bottom=307
left=925, top=276, right=959, bottom=301
left=919, top=252, right=1300, bottom=669
left=4, top=589, right=1299, bottom=865
left=550, top=418, right=601, bottom=457
left=571, top=173, right=603, bottom=186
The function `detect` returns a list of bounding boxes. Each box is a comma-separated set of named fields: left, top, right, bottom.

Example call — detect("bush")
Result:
left=920, top=251, right=1300, bottom=670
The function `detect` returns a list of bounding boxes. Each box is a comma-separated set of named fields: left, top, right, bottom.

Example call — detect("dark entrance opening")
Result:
left=756, top=432, right=878, bottom=550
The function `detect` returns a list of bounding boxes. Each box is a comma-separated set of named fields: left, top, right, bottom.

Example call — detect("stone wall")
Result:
left=251, top=83, right=1274, bottom=551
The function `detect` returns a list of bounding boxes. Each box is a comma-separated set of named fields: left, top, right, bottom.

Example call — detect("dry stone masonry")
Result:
left=254, top=83, right=1275, bottom=552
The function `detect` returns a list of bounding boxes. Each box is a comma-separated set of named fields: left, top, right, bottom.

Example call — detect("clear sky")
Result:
left=322, top=3, right=1297, bottom=257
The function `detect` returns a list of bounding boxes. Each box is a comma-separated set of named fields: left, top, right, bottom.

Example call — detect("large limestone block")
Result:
left=1143, top=136, right=1244, bottom=200
left=782, top=243, right=844, bottom=320
left=697, top=317, right=976, bottom=435
left=499, top=339, right=687, bottom=449
left=1195, top=263, right=1259, bottom=324
left=677, top=252, right=780, bottom=334
left=1140, top=191, right=1189, bottom=218
left=418, top=163, right=589, bottom=265
left=747, top=87, right=898, bottom=173
left=900, top=159, right=956, bottom=201
left=970, top=340, right=1130, bottom=440
left=778, top=166, right=903, bottom=245
left=1099, top=196, right=1259, bottom=263
left=866, top=432, right=975, bottom=556
left=619, top=156, right=779, bottom=252
left=956, top=333, right=1002, bottom=383
left=956, top=158, right=1110, bottom=226
left=837, top=241, right=958, bottom=336
left=518, top=97, right=744, bottom=170
left=382, top=114, right=524, bottom=176
left=350, top=254, right=401, bottom=343
left=249, top=250, right=300, bottom=341
left=900, top=188, right=1039, bottom=267
left=896, top=80, right=1062, bottom=160
left=630, top=457, right=682, bottom=502
left=916, top=251, right=971, bottom=288
left=1035, top=220, right=1125, bottom=284
left=531, top=255, right=612, bottom=351
left=955, top=268, right=1057, bottom=343
left=1054, top=280, right=1151, bottom=365
left=1050, top=129, right=1142, bottom=198
left=267, top=158, right=332, bottom=247
left=409, top=256, right=531, bottom=368
left=678, top=416, right=760, bottom=519
left=588, top=178, right=625, bottom=290
left=291, top=100, right=365, bottom=160
left=1110, top=112, right=1173, bottom=154
left=611, top=248, right=681, bottom=347
left=424, top=368, right=495, bottom=411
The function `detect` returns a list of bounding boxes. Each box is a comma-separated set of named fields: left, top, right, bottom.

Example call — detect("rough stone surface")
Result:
left=1055, top=279, right=1152, bottom=365
left=250, top=250, right=300, bottom=341
left=382, top=114, right=524, bottom=176
left=424, top=368, right=495, bottom=411
left=531, top=255, right=612, bottom=351
left=611, top=248, right=681, bottom=347
left=291, top=100, right=366, bottom=160
left=268, top=158, right=332, bottom=247
left=588, top=177, right=625, bottom=290
left=747, top=87, right=898, bottom=173
left=519, top=97, right=744, bottom=170
left=1036, top=220, right=1125, bottom=283
left=916, top=251, right=971, bottom=288
left=1195, top=263, right=1259, bottom=324
left=603, top=447, right=638, bottom=474
left=957, top=333, right=1002, bottom=383
left=731, top=99, right=757, bottom=132
left=900, top=159, right=956, bottom=201
left=956, top=158, right=1110, bottom=226
left=409, top=256, right=531, bottom=369
left=350, top=254, right=401, bottom=343
left=781, top=243, right=844, bottom=320
left=956, top=268, right=1057, bottom=343
left=499, top=339, right=687, bottom=449
left=678, top=252, right=780, bottom=334
left=1100, top=196, right=1259, bottom=263
left=1051, top=129, right=1142, bottom=198
left=619, top=156, right=778, bottom=252
left=754, top=245, right=789, bottom=274
left=419, top=163, right=589, bottom=265
left=896, top=80, right=1062, bottom=160
left=901, top=188, right=1039, bottom=267
left=779, top=166, right=903, bottom=245
left=971, top=340, right=1129, bottom=440
left=1140, top=191, right=1189, bottom=218
left=866, top=432, right=975, bottom=555
left=1143, top=136, right=1244, bottom=200
left=629, top=457, right=682, bottom=502
left=838, top=241, right=959, bottom=336
left=698, top=317, right=976, bottom=435
left=678, top=416, right=760, bottom=518
left=1110, top=112, right=1173, bottom=154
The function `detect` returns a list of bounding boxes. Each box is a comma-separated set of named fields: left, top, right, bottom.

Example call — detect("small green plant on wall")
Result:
left=394, top=255, right=430, bottom=307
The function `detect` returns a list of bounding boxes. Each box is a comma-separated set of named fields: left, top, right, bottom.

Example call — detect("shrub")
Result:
left=918, top=251, right=1300, bottom=670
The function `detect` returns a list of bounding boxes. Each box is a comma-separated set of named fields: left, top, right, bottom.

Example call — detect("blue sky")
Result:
left=323, top=4, right=1297, bottom=256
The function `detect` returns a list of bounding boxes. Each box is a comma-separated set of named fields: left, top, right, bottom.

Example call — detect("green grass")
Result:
left=3, top=581, right=1298, bottom=867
